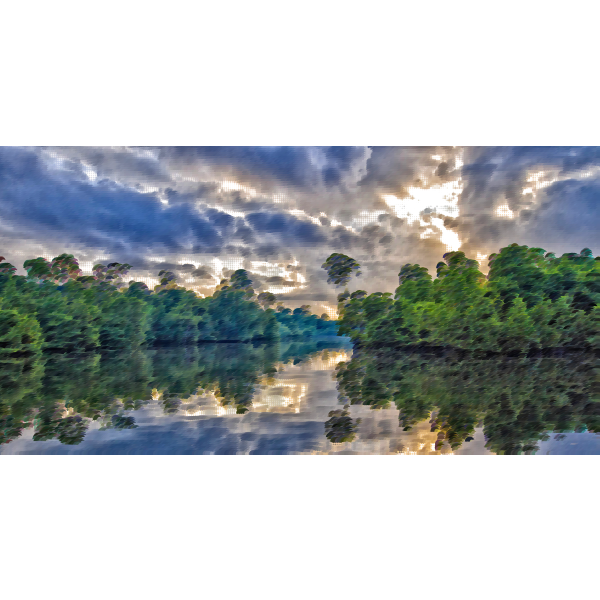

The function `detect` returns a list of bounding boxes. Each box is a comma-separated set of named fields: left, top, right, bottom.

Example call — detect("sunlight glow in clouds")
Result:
left=9, top=145, right=595, bottom=324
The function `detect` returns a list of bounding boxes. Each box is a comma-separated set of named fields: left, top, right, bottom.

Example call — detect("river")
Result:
left=2, top=339, right=598, bottom=454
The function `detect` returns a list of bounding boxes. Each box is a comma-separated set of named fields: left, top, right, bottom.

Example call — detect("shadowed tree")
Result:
left=0, top=309, right=44, bottom=359
left=24, top=254, right=83, bottom=285
left=228, top=269, right=255, bottom=299
left=91, top=262, right=133, bottom=289
left=487, top=244, right=549, bottom=310
left=0, top=256, right=16, bottom=276
left=257, top=291, right=277, bottom=309
left=23, top=257, right=53, bottom=282
left=325, top=406, right=359, bottom=444
left=322, top=253, right=361, bottom=288
left=322, top=253, right=363, bottom=337
left=396, top=263, right=433, bottom=303
left=124, top=280, right=152, bottom=299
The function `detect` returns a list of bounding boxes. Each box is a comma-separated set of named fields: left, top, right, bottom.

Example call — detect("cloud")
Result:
left=191, top=266, right=215, bottom=280
left=0, top=145, right=597, bottom=307
left=159, top=146, right=320, bottom=190
left=245, top=211, right=326, bottom=244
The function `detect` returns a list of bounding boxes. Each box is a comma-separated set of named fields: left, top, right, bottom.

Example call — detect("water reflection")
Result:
left=1, top=340, right=598, bottom=454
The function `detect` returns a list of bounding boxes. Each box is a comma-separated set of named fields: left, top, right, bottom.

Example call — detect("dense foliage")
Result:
left=0, top=254, right=337, bottom=354
left=0, top=339, right=349, bottom=447
left=332, top=244, right=599, bottom=353
left=335, top=346, right=600, bottom=455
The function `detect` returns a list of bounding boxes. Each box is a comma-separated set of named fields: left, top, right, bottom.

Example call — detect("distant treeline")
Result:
left=323, top=245, right=599, bottom=353
left=0, top=254, right=337, bottom=355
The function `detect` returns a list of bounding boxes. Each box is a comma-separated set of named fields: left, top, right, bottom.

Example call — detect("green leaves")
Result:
left=24, top=254, right=82, bottom=285
left=395, top=264, right=433, bottom=304
left=92, top=262, right=132, bottom=289
left=98, top=294, right=150, bottom=349
left=398, top=263, right=432, bottom=284
left=23, top=257, right=53, bottom=281
left=322, top=253, right=361, bottom=287
left=0, top=258, right=16, bottom=276
left=0, top=309, right=43, bottom=359
left=339, top=244, right=599, bottom=353
left=257, top=291, right=277, bottom=308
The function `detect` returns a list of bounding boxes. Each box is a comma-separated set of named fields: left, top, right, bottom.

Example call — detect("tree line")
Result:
left=322, top=245, right=600, bottom=353
left=0, top=253, right=337, bottom=355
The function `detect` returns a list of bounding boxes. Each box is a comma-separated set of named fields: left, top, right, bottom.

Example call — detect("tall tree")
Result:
left=257, top=291, right=277, bottom=309
left=229, top=269, right=255, bottom=300
left=322, top=253, right=361, bottom=288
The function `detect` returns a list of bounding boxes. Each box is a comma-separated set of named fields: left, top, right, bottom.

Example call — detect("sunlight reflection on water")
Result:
left=2, top=343, right=598, bottom=455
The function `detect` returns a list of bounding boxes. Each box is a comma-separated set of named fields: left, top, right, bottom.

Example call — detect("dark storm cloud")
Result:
left=278, top=290, right=330, bottom=302
left=44, top=146, right=171, bottom=186
left=265, top=276, right=296, bottom=287
left=154, top=146, right=369, bottom=193
left=245, top=211, right=326, bottom=244
left=361, top=224, right=383, bottom=238
left=191, top=266, right=215, bottom=280
left=157, top=146, right=319, bottom=190
left=322, top=167, right=341, bottom=186
left=323, top=146, right=366, bottom=170
left=560, top=147, right=600, bottom=173
left=516, top=177, right=600, bottom=254
left=321, top=146, right=369, bottom=187
left=164, top=184, right=220, bottom=203
left=329, top=225, right=372, bottom=252
left=252, top=243, right=293, bottom=260
left=0, top=147, right=227, bottom=256
left=359, top=146, right=459, bottom=196
left=458, top=146, right=600, bottom=257
left=237, top=246, right=253, bottom=258
left=1, top=145, right=598, bottom=302
left=231, top=223, right=256, bottom=244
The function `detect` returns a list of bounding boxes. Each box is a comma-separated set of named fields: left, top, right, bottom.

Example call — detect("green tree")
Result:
left=0, top=309, right=43, bottom=359
left=24, top=254, right=83, bottom=285
left=257, top=291, right=277, bottom=309
left=321, top=252, right=362, bottom=315
left=487, top=244, right=548, bottom=310
left=229, top=269, right=254, bottom=295
left=208, top=288, right=265, bottom=341
left=322, top=253, right=361, bottom=288
left=0, top=257, right=17, bottom=276
left=97, top=294, right=150, bottom=349
left=92, top=262, right=132, bottom=289
left=124, top=280, right=152, bottom=299
left=395, top=263, right=433, bottom=304
left=262, top=308, right=280, bottom=342
left=324, top=407, right=359, bottom=443
left=495, top=297, right=538, bottom=353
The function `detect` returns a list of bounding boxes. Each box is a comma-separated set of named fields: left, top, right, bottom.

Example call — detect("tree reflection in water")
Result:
left=335, top=347, right=600, bottom=455
left=2, top=340, right=598, bottom=454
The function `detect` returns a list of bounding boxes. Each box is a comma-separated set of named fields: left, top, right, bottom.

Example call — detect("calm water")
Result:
left=2, top=339, right=599, bottom=455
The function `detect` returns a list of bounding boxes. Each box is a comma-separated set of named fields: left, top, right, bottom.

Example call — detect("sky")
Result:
left=1, top=145, right=598, bottom=315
